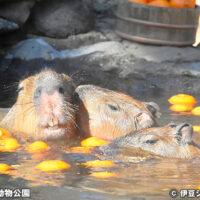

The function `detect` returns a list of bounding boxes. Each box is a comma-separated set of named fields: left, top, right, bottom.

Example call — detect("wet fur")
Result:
left=75, top=85, right=159, bottom=140
left=1, top=70, right=77, bottom=140
left=99, top=125, right=200, bottom=160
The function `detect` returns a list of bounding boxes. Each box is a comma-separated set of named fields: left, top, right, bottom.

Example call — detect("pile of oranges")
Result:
left=168, top=94, right=200, bottom=132
left=129, top=0, right=196, bottom=8
left=168, top=94, right=197, bottom=112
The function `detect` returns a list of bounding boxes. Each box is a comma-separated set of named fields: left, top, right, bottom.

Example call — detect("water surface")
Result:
left=0, top=98, right=200, bottom=200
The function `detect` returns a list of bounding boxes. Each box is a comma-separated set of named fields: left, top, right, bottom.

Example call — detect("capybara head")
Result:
left=105, top=123, right=200, bottom=159
left=1, top=70, right=76, bottom=140
left=74, top=85, right=160, bottom=141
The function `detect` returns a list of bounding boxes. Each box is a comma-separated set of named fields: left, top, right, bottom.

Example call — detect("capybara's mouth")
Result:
left=42, top=125, right=67, bottom=138
left=40, top=119, right=69, bottom=139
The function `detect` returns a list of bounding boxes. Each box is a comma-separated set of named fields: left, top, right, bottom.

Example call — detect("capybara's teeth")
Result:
left=48, top=119, right=54, bottom=127
left=48, top=118, right=59, bottom=127
left=53, top=118, right=59, bottom=126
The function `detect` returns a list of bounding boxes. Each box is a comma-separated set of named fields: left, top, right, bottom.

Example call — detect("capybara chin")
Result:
left=1, top=70, right=76, bottom=140
left=100, top=123, right=200, bottom=159
left=74, top=85, right=160, bottom=141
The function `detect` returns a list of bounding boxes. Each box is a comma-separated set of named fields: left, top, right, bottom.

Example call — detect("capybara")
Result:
left=74, top=84, right=160, bottom=141
left=1, top=70, right=76, bottom=140
left=1, top=70, right=160, bottom=142
left=98, top=123, right=200, bottom=160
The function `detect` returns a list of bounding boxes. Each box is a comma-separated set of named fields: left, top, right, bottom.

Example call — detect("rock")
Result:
left=93, top=0, right=119, bottom=39
left=123, top=41, right=200, bottom=63
left=1, top=39, right=200, bottom=108
left=30, top=0, right=94, bottom=38
left=93, top=0, right=119, bottom=16
left=2, top=39, right=200, bottom=81
left=4, top=39, right=124, bottom=62
left=0, top=1, right=35, bottom=26
left=0, top=39, right=124, bottom=75
left=0, top=18, right=19, bottom=33
left=5, top=39, right=60, bottom=62
left=27, top=31, right=108, bottom=50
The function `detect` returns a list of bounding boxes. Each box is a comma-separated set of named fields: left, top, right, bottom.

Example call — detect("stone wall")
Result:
left=0, top=0, right=200, bottom=108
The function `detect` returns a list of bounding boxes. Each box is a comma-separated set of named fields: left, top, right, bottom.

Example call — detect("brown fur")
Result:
left=106, top=124, right=200, bottom=159
left=1, top=70, right=76, bottom=141
left=1, top=71, right=159, bottom=142
left=75, top=85, right=159, bottom=141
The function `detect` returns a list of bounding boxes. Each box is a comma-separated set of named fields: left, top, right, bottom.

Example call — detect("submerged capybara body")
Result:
left=99, top=123, right=200, bottom=159
left=74, top=85, right=160, bottom=141
left=1, top=70, right=76, bottom=140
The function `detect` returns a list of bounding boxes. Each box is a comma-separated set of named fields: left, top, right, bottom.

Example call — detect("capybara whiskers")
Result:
left=2, top=82, right=19, bottom=90
left=1, top=70, right=76, bottom=141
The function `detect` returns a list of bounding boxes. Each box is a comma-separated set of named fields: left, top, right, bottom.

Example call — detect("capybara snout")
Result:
left=33, top=71, right=76, bottom=139
left=34, top=71, right=76, bottom=139
left=75, top=85, right=160, bottom=141
left=1, top=70, right=76, bottom=140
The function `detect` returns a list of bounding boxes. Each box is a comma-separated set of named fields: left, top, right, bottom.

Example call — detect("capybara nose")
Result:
left=34, top=85, right=65, bottom=99
left=33, top=82, right=67, bottom=127
left=136, top=112, right=154, bottom=130
left=35, top=90, right=66, bottom=128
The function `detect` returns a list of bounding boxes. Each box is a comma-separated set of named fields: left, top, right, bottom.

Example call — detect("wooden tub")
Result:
left=116, top=1, right=200, bottom=46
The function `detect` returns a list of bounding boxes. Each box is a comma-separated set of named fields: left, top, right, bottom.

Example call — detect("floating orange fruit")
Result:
left=170, top=104, right=194, bottom=112
left=70, top=147, right=92, bottom=154
left=169, top=0, right=186, bottom=8
left=148, top=0, right=170, bottom=7
left=129, top=0, right=147, bottom=4
left=169, top=0, right=195, bottom=8
left=185, top=0, right=195, bottom=8
left=81, top=137, right=107, bottom=147
left=168, top=94, right=197, bottom=105
left=193, top=126, right=200, bottom=132
left=0, top=127, right=11, bottom=139
left=90, top=172, right=117, bottom=178
left=26, top=141, right=50, bottom=153
left=81, top=160, right=115, bottom=168
left=0, top=138, right=20, bottom=152
left=36, top=160, right=71, bottom=172
left=0, top=163, right=12, bottom=174
left=192, top=107, right=200, bottom=116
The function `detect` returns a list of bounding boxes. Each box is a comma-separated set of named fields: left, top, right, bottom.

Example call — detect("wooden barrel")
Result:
left=116, top=1, right=200, bottom=46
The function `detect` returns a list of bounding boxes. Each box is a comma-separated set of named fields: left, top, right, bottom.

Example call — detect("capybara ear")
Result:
left=174, top=123, right=193, bottom=144
left=144, top=102, right=161, bottom=118
left=62, top=73, right=76, bottom=89
left=61, top=73, right=71, bottom=81
left=72, top=91, right=81, bottom=105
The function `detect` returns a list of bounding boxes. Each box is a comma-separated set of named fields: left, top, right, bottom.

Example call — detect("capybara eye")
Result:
left=168, top=123, right=177, bottom=128
left=107, top=104, right=118, bottom=111
left=58, top=87, right=65, bottom=95
left=34, top=87, right=42, bottom=98
left=145, top=139, right=158, bottom=145
left=72, top=92, right=80, bottom=104
left=136, top=113, right=142, bottom=118
left=17, top=87, right=24, bottom=93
